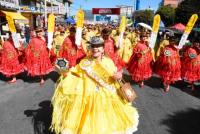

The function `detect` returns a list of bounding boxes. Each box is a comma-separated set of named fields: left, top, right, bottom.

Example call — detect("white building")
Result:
left=116, top=5, right=133, bottom=18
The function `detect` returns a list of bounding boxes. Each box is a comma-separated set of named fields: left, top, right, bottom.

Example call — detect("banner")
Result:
left=185, top=14, right=198, bottom=34
left=48, top=14, right=55, bottom=32
left=149, top=14, right=160, bottom=49
left=6, top=15, right=16, bottom=33
left=6, top=15, right=20, bottom=48
left=48, top=13, right=55, bottom=49
left=92, top=8, right=120, bottom=15
left=76, top=9, right=84, bottom=47
left=119, top=16, right=126, bottom=33
left=178, top=14, right=198, bottom=49
left=118, top=16, right=127, bottom=48
left=76, top=9, right=84, bottom=28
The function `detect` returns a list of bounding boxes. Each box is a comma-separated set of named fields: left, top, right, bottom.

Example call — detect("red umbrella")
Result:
left=170, top=23, right=185, bottom=31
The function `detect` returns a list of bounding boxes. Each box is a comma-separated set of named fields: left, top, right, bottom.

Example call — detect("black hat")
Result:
left=169, top=35, right=177, bottom=41
left=35, top=27, right=43, bottom=33
left=90, top=36, right=104, bottom=47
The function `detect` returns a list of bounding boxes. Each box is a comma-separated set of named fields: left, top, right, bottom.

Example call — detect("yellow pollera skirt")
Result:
left=51, top=77, right=139, bottom=134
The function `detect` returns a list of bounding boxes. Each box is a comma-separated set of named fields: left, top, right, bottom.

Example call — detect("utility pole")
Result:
left=51, top=0, right=53, bottom=13
left=133, top=0, right=136, bottom=11
left=44, top=0, right=47, bottom=27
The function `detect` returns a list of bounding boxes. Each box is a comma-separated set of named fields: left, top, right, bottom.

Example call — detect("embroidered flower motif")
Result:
left=189, top=53, right=197, bottom=59
left=7, top=52, right=14, bottom=59
left=164, top=50, right=171, bottom=56
left=70, top=49, right=76, bottom=56
left=33, top=51, right=40, bottom=58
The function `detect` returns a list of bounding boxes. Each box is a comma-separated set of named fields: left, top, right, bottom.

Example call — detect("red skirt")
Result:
left=127, top=53, right=153, bottom=82
left=25, top=49, right=54, bottom=77
left=154, top=56, right=181, bottom=84
left=0, top=53, right=24, bottom=77
left=181, top=56, right=200, bottom=82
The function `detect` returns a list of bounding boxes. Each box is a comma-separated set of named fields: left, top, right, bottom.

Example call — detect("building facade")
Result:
left=18, top=0, right=71, bottom=27
left=0, top=0, right=19, bottom=11
left=163, top=0, right=183, bottom=8
left=116, top=5, right=133, bottom=18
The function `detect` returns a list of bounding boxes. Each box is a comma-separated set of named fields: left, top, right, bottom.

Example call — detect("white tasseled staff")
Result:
left=117, top=16, right=127, bottom=48
left=75, top=10, right=85, bottom=47
left=149, top=14, right=160, bottom=49
left=178, top=14, right=198, bottom=49
left=47, top=13, right=55, bottom=49
left=6, top=15, right=20, bottom=48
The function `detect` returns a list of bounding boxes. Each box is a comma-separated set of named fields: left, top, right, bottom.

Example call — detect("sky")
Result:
left=71, top=0, right=162, bottom=15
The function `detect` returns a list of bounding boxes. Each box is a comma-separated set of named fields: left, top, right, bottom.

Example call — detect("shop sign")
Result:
left=0, top=0, right=18, bottom=9
left=20, top=6, right=37, bottom=12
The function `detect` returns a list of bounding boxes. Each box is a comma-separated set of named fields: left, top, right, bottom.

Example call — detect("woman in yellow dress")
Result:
left=117, top=32, right=133, bottom=63
left=51, top=36, right=139, bottom=134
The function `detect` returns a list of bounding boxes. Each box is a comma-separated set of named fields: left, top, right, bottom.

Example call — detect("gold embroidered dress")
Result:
left=51, top=56, right=139, bottom=134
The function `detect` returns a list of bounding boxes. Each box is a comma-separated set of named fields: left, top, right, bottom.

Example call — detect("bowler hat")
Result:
left=35, top=27, right=43, bottom=33
left=90, top=36, right=104, bottom=47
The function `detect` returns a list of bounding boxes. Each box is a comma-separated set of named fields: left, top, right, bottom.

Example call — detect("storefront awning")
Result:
left=1, top=10, right=29, bottom=23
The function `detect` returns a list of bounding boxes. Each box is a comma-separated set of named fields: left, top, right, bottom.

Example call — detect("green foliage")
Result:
left=134, top=9, right=154, bottom=25
left=175, top=0, right=200, bottom=26
left=156, top=5, right=175, bottom=27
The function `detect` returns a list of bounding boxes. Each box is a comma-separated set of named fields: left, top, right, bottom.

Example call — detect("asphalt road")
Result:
left=0, top=72, right=200, bottom=134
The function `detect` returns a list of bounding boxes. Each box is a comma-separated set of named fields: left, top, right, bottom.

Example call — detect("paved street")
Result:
left=0, top=72, right=200, bottom=134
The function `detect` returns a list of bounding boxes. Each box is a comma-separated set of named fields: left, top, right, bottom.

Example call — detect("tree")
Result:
left=133, top=9, right=154, bottom=25
left=176, top=0, right=200, bottom=26
left=156, top=5, right=175, bottom=27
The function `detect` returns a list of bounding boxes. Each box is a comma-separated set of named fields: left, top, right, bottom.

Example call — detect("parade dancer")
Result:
left=156, top=32, right=170, bottom=59
left=51, top=36, right=139, bottom=134
left=50, top=28, right=66, bottom=64
left=52, top=28, right=66, bottom=57
left=59, top=26, right=85, bottom=67
left=0, top=33, right=24, bottom=83
left=154, top=36, right=181, bottom=92
left=181, top=38, right=200, bottom=91
left=25, top=27, right=54, bottom=85
left=127, top=33, right=153, bottom=88
left=101, top=28, right=124, bottom=71
left=117, top=31, right=133, bottom=63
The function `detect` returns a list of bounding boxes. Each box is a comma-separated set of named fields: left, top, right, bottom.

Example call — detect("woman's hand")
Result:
left=113, top=70, right=123, bottom=81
